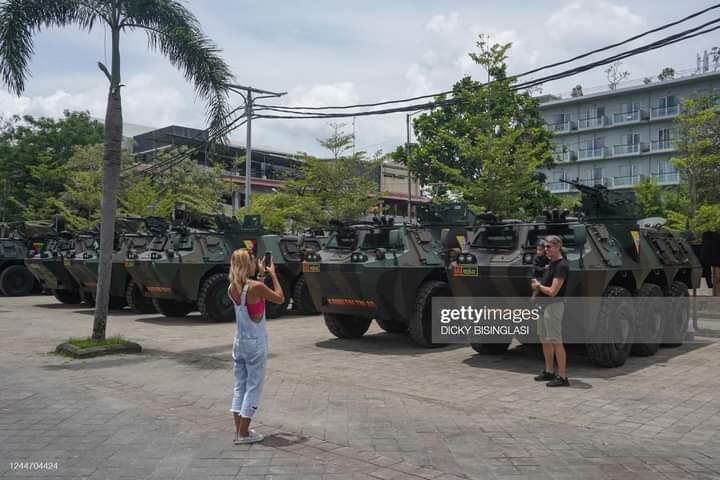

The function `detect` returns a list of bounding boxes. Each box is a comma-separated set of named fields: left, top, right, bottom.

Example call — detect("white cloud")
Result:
left=285, top=82, right=359, bottom=108
left=426, top=12, right=460, bottom=34
left=546, top=1, right=644, bottom=47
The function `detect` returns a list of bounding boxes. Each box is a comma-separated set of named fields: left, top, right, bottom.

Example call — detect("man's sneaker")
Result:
left=546, top=376, right=570, bottom=387
left=534, top=371, right=555, bottom=382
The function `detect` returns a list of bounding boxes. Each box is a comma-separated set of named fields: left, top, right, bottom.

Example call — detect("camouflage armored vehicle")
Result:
left=0, top=222, right=49, bottom=296
left=65, top=217, right=161, bottom=312
left=303, top=204, right=475, bottom=346
left=126, top=213, right=273, bottom=320
left=255, top=232, right=326, bottom=315
left=25, top=217, right=85, bottom=304
left=448, top=180, right=702, bottom=367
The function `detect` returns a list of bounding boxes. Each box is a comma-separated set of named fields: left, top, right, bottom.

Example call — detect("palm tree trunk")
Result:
left=92, top=23, right=122, bottom=341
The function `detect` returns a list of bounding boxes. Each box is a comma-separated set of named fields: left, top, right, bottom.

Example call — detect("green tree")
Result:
left=671, top=92, right=720, bottom=235
left=634, top=177, right=664, bottom=218
left=393, top=35, right=553, bottom=218
left=0, top=0, right=234, bottom=340
left=0, top=111, right=103, bottom=222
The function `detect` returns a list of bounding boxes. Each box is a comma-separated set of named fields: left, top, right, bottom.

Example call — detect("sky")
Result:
left=0, top=0, right=717, bottom=156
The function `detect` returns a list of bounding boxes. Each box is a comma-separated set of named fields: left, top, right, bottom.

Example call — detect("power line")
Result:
left=254, top=3, right=720, bottom=112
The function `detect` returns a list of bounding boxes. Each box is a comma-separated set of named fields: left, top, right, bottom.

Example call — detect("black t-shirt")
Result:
left=540, top=258, right=569, bottom=298
left=533, top=255, right=549, bottom=279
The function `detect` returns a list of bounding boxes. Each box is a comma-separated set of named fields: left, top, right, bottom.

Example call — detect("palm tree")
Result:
left=0, top=0, right=234, bottom=340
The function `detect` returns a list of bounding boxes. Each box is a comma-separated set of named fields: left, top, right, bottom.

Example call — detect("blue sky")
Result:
left=1, top=0, right=717, bottom=155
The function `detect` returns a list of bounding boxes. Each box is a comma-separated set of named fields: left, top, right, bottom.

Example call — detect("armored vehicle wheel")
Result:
left=662, top=281, right=689, bottom=347
left=586, top=286, right=635, bottom=368
left=471, top=342, right=511, bottom=355
left=54, top=289, right=82, bottom=305
left=265, top=276, right=291, bottom=319
left=409, top=280, right=450, bottom=348
left=0, top=265, right=35, bottom=296
left=376, top=318, right=408, bottom=333
left=631, top=283, right=664, bottom=357
left=125, top=280, right=156, bottom=314
left=82, top=291, right=96, bottom=307
left=324, top=313, right=372, bottom=338
left=292, top=276, right=318, bottom=315
left=198, top=273, right=234, bottom=323
left=109, top=296, right=127, bottom=310
left=152, top=298, right=195, bottom=318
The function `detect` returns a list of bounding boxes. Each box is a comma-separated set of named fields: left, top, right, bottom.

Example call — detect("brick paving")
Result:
left=1, top=295, right=720, bottom=479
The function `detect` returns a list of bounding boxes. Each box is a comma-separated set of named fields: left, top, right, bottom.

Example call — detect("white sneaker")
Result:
left=234, top=429, right=264, bottom=445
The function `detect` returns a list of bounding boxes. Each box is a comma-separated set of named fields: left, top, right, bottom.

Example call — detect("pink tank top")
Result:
left=229, top=284, right=265, bottom=317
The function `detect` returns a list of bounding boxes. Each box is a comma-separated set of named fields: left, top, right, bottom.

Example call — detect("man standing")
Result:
left=530, top=235, right=570, bottom=387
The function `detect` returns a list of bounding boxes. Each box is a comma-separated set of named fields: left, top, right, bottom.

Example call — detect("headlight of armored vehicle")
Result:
left=304, top=252, right=321, bottom=262
left=350, top=251, right=368, bottom=263
left=457, top=253, right=477, bottom=264
left=523, top=252, right=534, bottom=264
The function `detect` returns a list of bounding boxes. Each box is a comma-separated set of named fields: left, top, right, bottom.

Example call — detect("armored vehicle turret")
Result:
left=0, top=221, right=49, bottom=296
left=448, top=180, right=702, bottom=367
left=303, top=204, right=475, bottom=346
left=24, top=216, right=85, bottom=304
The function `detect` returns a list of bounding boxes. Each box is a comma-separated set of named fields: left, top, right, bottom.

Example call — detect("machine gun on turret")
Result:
left=560, top=179, right=636, bottom=221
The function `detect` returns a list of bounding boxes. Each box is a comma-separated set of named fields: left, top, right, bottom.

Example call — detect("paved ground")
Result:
left=1, top=295, right=720, bottom=479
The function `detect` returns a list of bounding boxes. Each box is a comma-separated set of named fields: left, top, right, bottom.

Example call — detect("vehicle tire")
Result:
left=0, top=265, right=35, bottom=296
left=152, top=298, right=195, bottom=318
left=198, top=273, right=234, bottom=323
left=471, top=342, right=511, bottom=355
left=82, top=291, right=96, bottom=307
left=292, top=275, right=318, bottom=315
left=409, top=280, right=450, bottom=348
left=109, top=296, right=127, bottom=310
left=662, top=281, right=689, bottom=347
left=54, top=289, right=82, bottom=305
left=125, top=280, right=156, bottom=314
left=585, top=285, right=635, bottom=368
left=631, top=283, right=663, bottom=357
left=265, top=275, right=291, bottom=319
left=376, top=318, right=408, bottom=333
left=324, top=313, right=372, bottom=338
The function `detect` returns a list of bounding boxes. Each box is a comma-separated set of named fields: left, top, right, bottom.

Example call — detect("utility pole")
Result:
left=406, top=114, right=412, bottom=221
left=226, top=84, right=287, bottom=213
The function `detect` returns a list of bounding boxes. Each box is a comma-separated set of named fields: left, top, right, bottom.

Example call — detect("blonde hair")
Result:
left=545, top=235, right=562, bottom=247
left=228, top=248, right=253, bottom=295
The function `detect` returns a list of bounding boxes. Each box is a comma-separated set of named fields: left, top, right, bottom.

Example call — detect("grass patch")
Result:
left=65, top=335, right=132, bottom=349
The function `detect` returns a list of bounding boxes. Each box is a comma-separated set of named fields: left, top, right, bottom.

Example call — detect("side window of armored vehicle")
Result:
left=280, top=239, right=301, bottom=261
left=303, top=239, right=322, bottom=252
left=131, top=238, right=148, bottom=250
left=359, top=229, right=392, bottom=250
left=173, top=235, right=194, bottom=251
left=149, top=236, right=167, bottom=251
left=527, top=227, right=578, bottom=249
left=326, top=231, right=357, bottom=250
left=472, top=226, right=517, bottom=249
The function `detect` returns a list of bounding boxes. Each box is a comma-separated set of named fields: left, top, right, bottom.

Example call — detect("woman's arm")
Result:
left=256, top=259, right=285, bottom=305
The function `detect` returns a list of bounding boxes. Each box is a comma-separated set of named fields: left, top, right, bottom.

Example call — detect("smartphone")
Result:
left=264, top=251, right=272, bottom=267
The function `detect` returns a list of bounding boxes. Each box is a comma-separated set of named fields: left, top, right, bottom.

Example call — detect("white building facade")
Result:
left=538, top=70, right=720, bottom=194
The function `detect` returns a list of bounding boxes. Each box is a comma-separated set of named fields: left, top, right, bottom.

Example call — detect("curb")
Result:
left=56, top=341, right=142, bottom=358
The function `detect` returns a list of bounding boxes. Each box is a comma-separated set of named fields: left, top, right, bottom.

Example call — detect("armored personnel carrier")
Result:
left=0, top=222, right=49, bottom=296
left=65, top=217, right=161, bottom=313
left=125, top=213, right=272, bottom=320
left=256, top=232, right=326, bottom=315
left=303, top=204, right=475, bottom=346
left=448, top=180, right=702, bottom=367
left=24, top=216, right=85, bottom=304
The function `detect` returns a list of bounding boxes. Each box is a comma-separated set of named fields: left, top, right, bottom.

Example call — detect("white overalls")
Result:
left=229, top=284, right=268, bottom=418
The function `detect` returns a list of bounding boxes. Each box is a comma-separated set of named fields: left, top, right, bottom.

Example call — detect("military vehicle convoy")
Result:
left=0, top=222, right=49, bottom=296
left=303, top=204, right=475, bottom=346
left=64, top=217, right=162, bottom=313
left=448, top=180, right=702, bottom=367
left=24, top=217, right=86, bottom=304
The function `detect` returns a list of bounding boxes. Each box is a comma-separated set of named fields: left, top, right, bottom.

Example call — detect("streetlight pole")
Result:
left=226, top=84, right=287, bottom=213
left=406, top=114, right=412, bottom=221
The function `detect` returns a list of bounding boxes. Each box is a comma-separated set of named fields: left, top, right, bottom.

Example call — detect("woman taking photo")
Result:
left=227, top=248, right=284, bottom=444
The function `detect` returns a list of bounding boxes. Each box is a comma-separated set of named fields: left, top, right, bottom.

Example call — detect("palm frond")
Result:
left=122, top=0, right=234, bottom=141
left=0, top=0, right=100, bottom=94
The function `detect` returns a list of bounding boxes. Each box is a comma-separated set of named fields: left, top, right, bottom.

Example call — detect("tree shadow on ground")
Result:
left=460, top=340, right=716, bottom=379
left=316, top=331, right=465, bottom=356
left=261, top=432, right=309, bottom=448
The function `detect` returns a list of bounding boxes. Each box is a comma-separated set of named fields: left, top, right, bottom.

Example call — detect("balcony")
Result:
left=651, top=139, right=678, bottom=152
left=651, top=104, right=681, bottom=119
left=578, top=147, right=607, bottom=160
left=546, top=181, right=570, bottom=193
left=651, top=172, right=680, bottom=185
left=613, top=175, right=642, bottom=188
left=553, top=150, right=577, bottom=163
left=577, top=116, right=607, bottom=130
left=548, top=120, right=575, bottom=133
left=612, top=109, right=649, bottom=125
left=612, top=142, right=648, bottom=157
left=578, top=177, right=611, bottom=188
